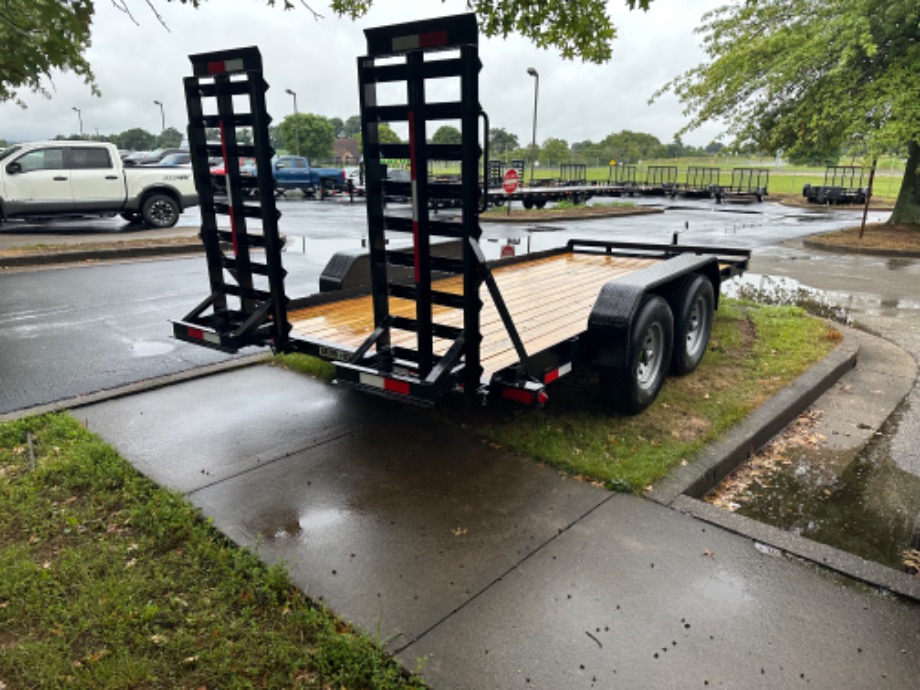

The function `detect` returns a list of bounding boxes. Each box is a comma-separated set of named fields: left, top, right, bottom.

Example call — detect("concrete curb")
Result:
left=0, top=242, right=203, bottom=269
left=481, top=206, right=664, bottom=224
left=0, top=353, right=268, bottom=424
left=646, top=329, right=920, bottom=602
left=802, top=237, right=920, bottom=259
left=646, top=331, right=860, bottom=505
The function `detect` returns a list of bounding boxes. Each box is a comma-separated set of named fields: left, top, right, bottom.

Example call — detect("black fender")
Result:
left=588, top=254, right=720, bottom=369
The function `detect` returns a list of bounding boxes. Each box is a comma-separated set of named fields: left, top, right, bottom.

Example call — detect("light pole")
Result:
left=285, top=88, right=300, bottom=156
left=526, top=67, right=539, bottom=186
left=72, top=107, right=83, bottom=138
left=153, top=99, right=165, bottom=132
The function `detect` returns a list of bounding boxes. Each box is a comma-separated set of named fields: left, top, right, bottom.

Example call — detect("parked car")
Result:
left=0, top=141, right=198, bottom=228
left=146, top=152, right=191, bottom=167
left=123, top=148, right=187, bottom=166
left=209, top=157, right=256, bottom=195
left=344, top=166, right=365, bottom=196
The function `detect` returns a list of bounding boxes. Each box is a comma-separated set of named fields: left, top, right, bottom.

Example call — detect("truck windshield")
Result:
left=0, top=145, right=23, bottom=162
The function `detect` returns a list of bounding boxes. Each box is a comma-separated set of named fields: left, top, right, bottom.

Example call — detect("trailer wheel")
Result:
left=522, top=198, right=534, bottom=210
left=601, top=295, right=674, bottom=415
left=534, top=199, right=546, bottom=209
left=668, top=273, right=714, bottom=376
left=141, top=193, right=180, bottom=228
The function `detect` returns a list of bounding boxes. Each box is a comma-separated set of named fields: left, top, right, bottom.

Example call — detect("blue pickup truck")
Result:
left=242, top=156, right=345, bottom=196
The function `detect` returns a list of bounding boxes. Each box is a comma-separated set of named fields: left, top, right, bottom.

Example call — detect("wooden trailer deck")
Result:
left=288, top=252, right=660, bottom=380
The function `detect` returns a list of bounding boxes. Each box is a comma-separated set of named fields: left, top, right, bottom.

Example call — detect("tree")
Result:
left=117, top=127, right=156, bottom=151
left=355, top=123, right=401, bottom=153
left=156, top=127, right=183, bottom=148
left=541, top=137, right=569, bottom=165
left=342, top=115, right=362, bottom=139
left=3, top=1, right=654, bottom=104
left=657, top=0, right=920, bottom=226
left=0, top=0, right=95, bottom=103
left=329, top=116, right=344, bottom=138
left=489, top=128, right=520, bottom=155
left=431, top=125, right=461, bottom=146
left=279, top=113, right=334, bottom=160
left=333, top=1, right=654, bottom=63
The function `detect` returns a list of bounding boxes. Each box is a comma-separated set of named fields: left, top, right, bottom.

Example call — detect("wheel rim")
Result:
left=149, top=200, right=175, bottom=226
left=636, top=321, right=665, bottom=390
left=685, top=294, right=709, bottom=357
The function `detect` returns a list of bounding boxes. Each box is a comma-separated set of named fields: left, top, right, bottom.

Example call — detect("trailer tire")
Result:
left=667, top=273, right=714, bottom=376
left=141, top=193, right=180, bottom=228
left=601, top=295, right=673, bottom=415
left=523, top=197, right=534, bottom=210
left=534, top=199, right=546, bottom=209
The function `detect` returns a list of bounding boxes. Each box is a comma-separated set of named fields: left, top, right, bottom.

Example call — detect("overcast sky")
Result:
left=0, top=0, right=726, bottom=148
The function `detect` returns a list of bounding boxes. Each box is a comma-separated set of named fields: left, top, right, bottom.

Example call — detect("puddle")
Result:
left=724, top=273, right=856, bottom=324
left=709, top=414, right=920, bottom=573
left=707, top=274, right=920, bottom=575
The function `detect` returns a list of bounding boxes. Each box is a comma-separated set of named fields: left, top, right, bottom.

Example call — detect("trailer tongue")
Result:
left=173, top=13, right=750, bottom=414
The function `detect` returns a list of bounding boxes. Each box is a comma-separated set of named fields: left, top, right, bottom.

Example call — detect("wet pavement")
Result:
left=78, top=364, right=920, bottom=688
left=7, top=197, right=920, bottom=686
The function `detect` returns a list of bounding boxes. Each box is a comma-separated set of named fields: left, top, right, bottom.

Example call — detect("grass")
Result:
left=277, top=299, right=839, bottom=494
left=0, top=414, right=424, bottom=689
left=458, top=299, right=839, bottom=492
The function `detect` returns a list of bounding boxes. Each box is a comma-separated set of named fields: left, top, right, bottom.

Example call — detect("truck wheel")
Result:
left=600, top=295, right=674, bottom=415
left=141, top=193, right=180, bottom=228
left=668, top=273, right=714, bottom=376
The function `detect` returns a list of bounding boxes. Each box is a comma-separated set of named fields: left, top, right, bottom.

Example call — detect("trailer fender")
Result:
left=588, top=253, right=720, bottom=369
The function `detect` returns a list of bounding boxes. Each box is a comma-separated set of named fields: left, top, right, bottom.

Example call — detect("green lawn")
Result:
left=0, top=414, right=424, bottom=689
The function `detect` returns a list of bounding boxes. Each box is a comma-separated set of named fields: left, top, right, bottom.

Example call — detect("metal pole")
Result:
left=285, top=89, right=300, bottom=156
left=72, top=107, right=83, bottom=137
left=153, top=100, right=165, bottom=132
left=859, top=158, right=877, bottom=240
left=527, top=67, right=539, bottom=186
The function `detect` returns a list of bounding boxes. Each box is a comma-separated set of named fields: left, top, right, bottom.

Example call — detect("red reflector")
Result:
left=420, top=30, right=448, bottom=48
left=537, top=391, right=550, bottom=407
left=501, top=387, right=535, bottom=406
left=207, top=61, right=224, bottom=75
left=384, top=378, right=411, bottom=396
left=544, top=369, right=560, bottom=384
left=187, top=327, right=204, bottom=340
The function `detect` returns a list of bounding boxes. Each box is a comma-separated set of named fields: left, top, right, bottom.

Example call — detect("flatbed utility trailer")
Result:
left=674, top=167, right=721, bottom=199
left=173, top=15, right=750, bottom=414
left=802, top=166, right=868, bottom=204
left=714, top=168, right=769, bottom=203
left=636, top=166, right=679, bottom=196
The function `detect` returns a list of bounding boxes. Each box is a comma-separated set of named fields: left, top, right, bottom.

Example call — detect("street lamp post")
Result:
left=285, top=88, right=300, bottom=156
left=526, top=67, right=539, bottom=186
left=72, top=107, right=83, bottom=138
left=153, top=100, right=165, bottom=132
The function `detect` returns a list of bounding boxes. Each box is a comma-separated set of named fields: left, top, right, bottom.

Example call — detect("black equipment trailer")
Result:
left=714, top=168, right=769, bottom=203
left=802, top=166, right=868, bottom=205
left=173, top=14, right=750, bottom=414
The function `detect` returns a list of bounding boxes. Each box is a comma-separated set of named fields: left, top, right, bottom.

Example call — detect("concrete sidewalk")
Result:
left=76, top=343, right=920, bottom=688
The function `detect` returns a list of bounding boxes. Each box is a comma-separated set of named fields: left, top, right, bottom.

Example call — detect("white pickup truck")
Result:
left=0, top=141, right=198, bottom=228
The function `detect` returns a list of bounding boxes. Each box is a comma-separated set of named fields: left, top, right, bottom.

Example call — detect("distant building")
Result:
left=334, top=138, right=360, bottom=165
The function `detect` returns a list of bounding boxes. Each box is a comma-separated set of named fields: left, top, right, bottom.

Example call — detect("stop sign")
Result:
left=502, top=168, right=519, bottom=194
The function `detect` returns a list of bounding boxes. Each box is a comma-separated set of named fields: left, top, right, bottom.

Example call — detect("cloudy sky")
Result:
left=0, top=0, right=726, bottom=147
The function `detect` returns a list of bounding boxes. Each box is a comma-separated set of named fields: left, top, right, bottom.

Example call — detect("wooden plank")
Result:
left=288, top=252, right=662, bottom=379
